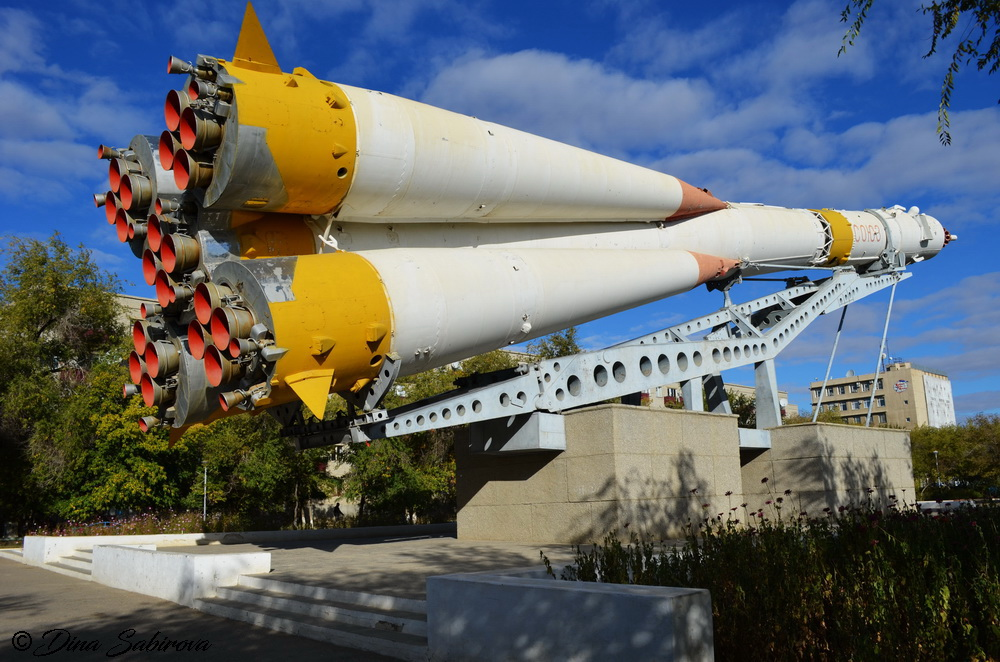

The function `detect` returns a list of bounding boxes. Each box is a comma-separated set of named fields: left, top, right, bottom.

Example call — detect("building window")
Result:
left=838, top=385, right=846, bottom=395
left=875, top=396, right=885, bottom=407
left=840, top=402, right=849, bottom=411
left=875, top=413, right=887, bottom=424
left=850, top=384, right=859, bottom=393
left=876, top=378, right=883, bottom=390
left=906, top=417, right=911, bottom=422
left=827, top=387, right=835, bottom=396
left=904, top=399, right=909, bottom=404
left=812, top=388, right=821, bottom=399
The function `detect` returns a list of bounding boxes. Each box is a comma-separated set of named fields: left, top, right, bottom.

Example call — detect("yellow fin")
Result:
left=233, top=3, right=282, bottom=74
left=285, top=369, right=336, bottom=419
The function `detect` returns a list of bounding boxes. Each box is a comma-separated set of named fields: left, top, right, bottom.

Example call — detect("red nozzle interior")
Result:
left=172, top=149, right=193, bottom=190
left=154, top=269, right=176, bottom=307
left=204, top=345, right=227, bottom=387
left=132, top=321, right=148, bottom=355
left=108, top=160, right=123, bottom=193
left=194, top=283, right=217, bottom=326
left=158, top=131, right=177, bottom=170
left=128, top=351, right=145, bottom=384
left=187, top=320, right=208, bottom=360
left=161, top=235, right=178, bottom=273
left=115, top=209, right=131, bottom=243
left=140, top=373, right=157, bottom=407
left=103, top=193, right=118, bottom=224
left=164, top=89, right=185, bottom=132
left=148, top=215, right=166, bottom=253
left=142, top=250, right=160, bottom=286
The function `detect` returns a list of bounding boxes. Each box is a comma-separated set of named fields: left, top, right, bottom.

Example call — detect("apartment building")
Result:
left=810, top=361, right=955, bottom=429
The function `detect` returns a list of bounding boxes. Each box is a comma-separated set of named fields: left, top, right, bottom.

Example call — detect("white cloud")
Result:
left=606, top=10, right=752, bottom=77
left=954, top=391, right=1000, bottom=416
left=718, top=0, right=876, bottom=93
left=420, top=50, right=716, bottom=154
left=0, top=8, right=47, bottom=75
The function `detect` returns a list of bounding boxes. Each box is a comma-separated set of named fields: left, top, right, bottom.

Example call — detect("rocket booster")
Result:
left=98, top=4, right=953, bottom=432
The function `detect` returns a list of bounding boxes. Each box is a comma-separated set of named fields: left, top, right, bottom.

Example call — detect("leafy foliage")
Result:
left=548, top=498, right=1000, bottom=661
left=28, top=358, right=196, bottom=520
left=179, top=414, right=332, bottom=530
left=340, top=349, right=519, bottom=525
left=527, top=326, right=582, bottom=359
left=840, top=0, right=1000, bottom=144
left=911, top=413, right=1000, bottom=498
left=0, top=234, right=124, bottom=533
left=726, top=391, right=757, bottom=428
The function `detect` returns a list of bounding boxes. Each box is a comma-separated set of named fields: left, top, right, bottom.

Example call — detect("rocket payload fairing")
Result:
left=99, top=4, right=953, bottom=434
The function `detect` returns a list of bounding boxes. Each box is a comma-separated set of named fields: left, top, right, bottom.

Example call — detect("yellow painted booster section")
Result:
left=815, top=209, right=853, bottom=266
left=267, top=252, right=392, bottom=418
left=220, top=60, right=358, bottom=215
left=231, top=211, right=316, bottom=258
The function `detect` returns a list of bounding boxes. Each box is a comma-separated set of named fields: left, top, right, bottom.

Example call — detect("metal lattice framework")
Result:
left=278, top=266, right=908, bottom=450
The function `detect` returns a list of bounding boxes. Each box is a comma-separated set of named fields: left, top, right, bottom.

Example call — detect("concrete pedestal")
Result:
left=456, top=405, right=914, bottom=543
left=741, top=422, right=915, bottom=514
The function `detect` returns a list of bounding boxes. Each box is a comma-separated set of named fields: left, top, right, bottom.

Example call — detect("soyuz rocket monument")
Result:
left=101, top=5, right=953, bottom=437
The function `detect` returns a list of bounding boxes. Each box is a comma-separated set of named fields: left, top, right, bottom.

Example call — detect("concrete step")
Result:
left=44, top=561, right=93, bottom=581
left=215, top=585, right=427, bottom=637
left=57, top=553, right=94, bottom=572
left=238, top=574, right=427, bottom=614
left=195, top=595, right=428, bottom=662
left=0, top=548, right=24, bottom=562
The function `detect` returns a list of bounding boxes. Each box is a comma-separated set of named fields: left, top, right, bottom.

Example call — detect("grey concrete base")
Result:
left=742, top=422, right=915, bottom=514
left=457, top=405, right=915, bottom=542
left=427, top=568, right=713, bottom=662
left=457, top=405, right=744, bottom=543
left=92, top=544, right=270, bottom=606
left=195, top=576, right=430, bottom=662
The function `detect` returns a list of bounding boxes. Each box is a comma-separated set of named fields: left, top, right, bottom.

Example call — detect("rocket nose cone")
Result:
left=668, top=181, right=728, bottom=220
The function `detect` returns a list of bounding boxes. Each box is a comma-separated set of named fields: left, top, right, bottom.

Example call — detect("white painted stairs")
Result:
left=194, top=574, right=429, bottom=661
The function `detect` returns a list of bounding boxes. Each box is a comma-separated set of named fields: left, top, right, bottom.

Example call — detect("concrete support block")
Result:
left=741, top=423, right=915, bottom=514
left=91, top=545, right=271, bottom=607
left=457, top=406, right=915, bottom=544
left=427, top=572, right=713, bottom=662
left=457, top=405, right=744, bottom=542
left=470, top=412, right=566, bottom=453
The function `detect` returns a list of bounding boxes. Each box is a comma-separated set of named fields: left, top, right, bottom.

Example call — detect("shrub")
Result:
left=544, top=498, right=1000, bottom=661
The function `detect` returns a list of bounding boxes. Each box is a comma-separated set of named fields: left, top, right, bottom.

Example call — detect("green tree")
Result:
left=0, top=234, right=124, bottom=533
left=727, top=391, right=757, bottom=428
left=28, top=357, right=198, bottom=520
left=527, top=326, right=582, bottom=359
left=784, top=409, right=848, bottom=425
left=180, top=414, right=331, bottom=529
left=339, top=349, right=520, bottom=525
left=840, top=0, right=1000, bottom=144
left=911, top=413, right=1000, bottom=497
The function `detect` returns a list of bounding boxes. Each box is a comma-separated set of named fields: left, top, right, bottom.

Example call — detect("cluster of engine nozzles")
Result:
left=122, top=282, right=269, bottom=430
left=99, top=56, right=271, bottom=431
left=159, top=56, right=228, bottom=191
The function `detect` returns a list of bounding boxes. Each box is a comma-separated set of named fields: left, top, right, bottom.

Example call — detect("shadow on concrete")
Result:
left=0, top=560, right=393, bottom=661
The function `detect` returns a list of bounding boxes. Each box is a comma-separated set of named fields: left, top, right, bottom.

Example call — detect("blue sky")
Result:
left=0, top=0, right=997, bottom=419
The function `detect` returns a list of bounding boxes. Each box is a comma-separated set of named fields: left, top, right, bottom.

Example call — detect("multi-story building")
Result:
left=810, top=361, right=955, bottom=429
left=644, top=383, right=800, bottom=419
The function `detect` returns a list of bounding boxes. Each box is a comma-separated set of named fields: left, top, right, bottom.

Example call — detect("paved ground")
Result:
left=166, top=531, right=582, bottom=600
left=0, top=558, right=396, bottom=662
left=0, top=531, right=583, bottom=661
